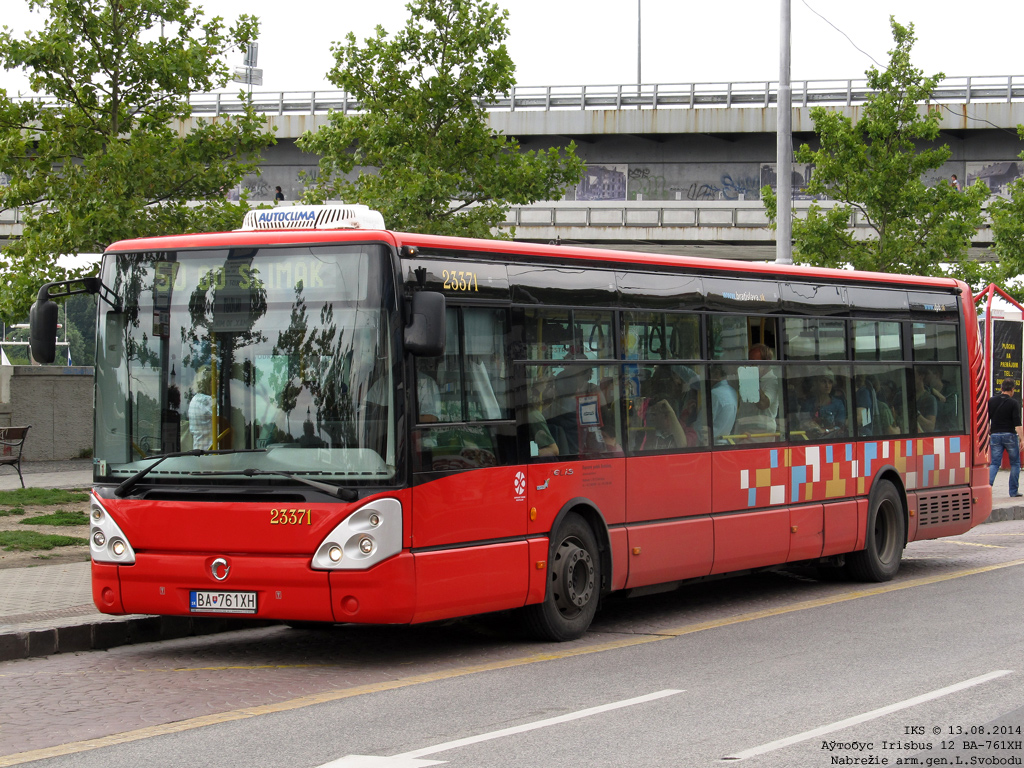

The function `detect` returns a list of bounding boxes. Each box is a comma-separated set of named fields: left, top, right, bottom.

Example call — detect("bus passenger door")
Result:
left=410, top=305, right=531, bottom=622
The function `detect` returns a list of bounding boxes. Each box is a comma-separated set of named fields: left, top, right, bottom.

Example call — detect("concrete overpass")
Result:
left=5, top=75, right=1023, bottom=259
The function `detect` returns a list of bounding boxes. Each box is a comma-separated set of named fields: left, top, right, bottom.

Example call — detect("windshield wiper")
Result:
left=196, top=468, right=358, bottom=501
left=113, top=448, right=267, bottom=498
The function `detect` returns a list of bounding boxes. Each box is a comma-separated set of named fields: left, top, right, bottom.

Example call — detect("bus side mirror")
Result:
left=29, top=289, right=59, bottom=364
left=405, top=291, right=445, bottom=357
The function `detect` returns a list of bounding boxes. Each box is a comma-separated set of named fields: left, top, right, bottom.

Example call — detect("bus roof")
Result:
left=105, top=226, right=964, bottom=293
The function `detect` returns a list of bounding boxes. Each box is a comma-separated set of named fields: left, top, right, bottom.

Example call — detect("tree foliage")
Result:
left=986, top=126, right=1024, bottom=300
left=763, top=18, right=987, bottom=282
left=0, top=0, right=276, bottom=322
left=297, top=0, right=584, bottom=238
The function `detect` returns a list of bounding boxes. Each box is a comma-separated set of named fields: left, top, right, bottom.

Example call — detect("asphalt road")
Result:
left=4, top=521, right=1024, bottom=768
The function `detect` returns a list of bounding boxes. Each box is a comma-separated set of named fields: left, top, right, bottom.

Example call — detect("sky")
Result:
left=1, top=0, right=1023, bottom=96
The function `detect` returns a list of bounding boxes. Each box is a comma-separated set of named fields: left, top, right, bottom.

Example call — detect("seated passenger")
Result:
left=925, top=368, right=958, bottom=432
left=915, top=371, right=938, bottom=433
left=527, top=377, right=559, bottom=457
left=734, top=344, right=780, bottom=439
left=876, top=379, right=902, bottom=435
left=417, top=359, right=442, bottom=423
left=854, top=373, right=879, bottom=436
left=800, top=371, right=846, bottom=439
left=643, top=398, right=689, bottom=449
left=710, top=365, right=738, bottom=445
left=598, top=404, right=625, bottom=455
left=548, top=362, right=593, bottom=455
left=640, top=366, right=700, bottom=449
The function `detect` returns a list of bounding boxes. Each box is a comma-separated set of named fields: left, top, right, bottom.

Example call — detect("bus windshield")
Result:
left=93, top=244, right=401, bottom=487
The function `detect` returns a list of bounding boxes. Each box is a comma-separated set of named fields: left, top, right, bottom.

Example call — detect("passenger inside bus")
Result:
left=527, top=374, right=559, bottom=457
left=709, top=365, right=738, bottom=444
left=924, top=367, right=958, bottom=431
left=854, top=373, right=880, bottom=436
left=599, top=403, right=625, bottom=455
left=733, top=343, right=781, bottom=442
left=548, top=359, right=592, bottom=454
left=914, top=369, right=938, bottom=433
left=639, top=365, right=700, bottom=449
left=416, top=357, right=442, bottom=423
left=799, top=369, right=847, bottom=439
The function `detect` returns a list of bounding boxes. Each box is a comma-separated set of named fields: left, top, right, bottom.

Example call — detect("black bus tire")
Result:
left=846, top=480, right=905, bottom=582
left=523, top=512, right=601, bottom=642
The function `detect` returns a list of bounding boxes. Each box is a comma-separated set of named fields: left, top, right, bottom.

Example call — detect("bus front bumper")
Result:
left=94, top=552, right=417, bottom=625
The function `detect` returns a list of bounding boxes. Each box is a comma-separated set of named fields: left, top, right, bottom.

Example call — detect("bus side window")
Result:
left=463, top=308, right=510, bottom=421
left=786, top=365, right=852, bottom=442
left=633, top=363, right=707, bottom=452
left=853, top=365, right=909, bottom=437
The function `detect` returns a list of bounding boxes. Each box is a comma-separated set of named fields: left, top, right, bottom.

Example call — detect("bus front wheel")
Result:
left=846, top=480, right=905, bottom=582
left=524, top=513, right=601, bottom=642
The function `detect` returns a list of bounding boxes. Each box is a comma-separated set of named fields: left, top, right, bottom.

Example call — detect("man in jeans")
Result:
left=989, top=378, right=1023, bottom=497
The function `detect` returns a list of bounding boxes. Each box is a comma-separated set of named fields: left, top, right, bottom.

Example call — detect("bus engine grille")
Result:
left=916, top=489, right=972, bottom=526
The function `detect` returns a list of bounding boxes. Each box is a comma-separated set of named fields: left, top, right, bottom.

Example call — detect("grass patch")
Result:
left=0, top=530, right=87, bottom=551
left=0, top=488, right=89, bottom=507
left=0, top=507, right=25, bottom=516
left=21, top=510, right=89, bottom=526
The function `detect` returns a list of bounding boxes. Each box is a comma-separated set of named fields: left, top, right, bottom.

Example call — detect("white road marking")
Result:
left=320, top=689, right=684, bottom=767
left=319, top=758, right=444, bottom=768
left=723, top=670, right=1012, bottom=760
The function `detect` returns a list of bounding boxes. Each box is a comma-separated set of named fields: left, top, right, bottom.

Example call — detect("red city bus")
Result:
left=29, top=204, right=992, bottom=641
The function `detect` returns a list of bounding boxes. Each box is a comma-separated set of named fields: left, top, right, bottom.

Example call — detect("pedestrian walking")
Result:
left=950, top=174, right=961, bottom=191
left=988, top=378, right=1023, bottom=496
left=274, top=186, right=285, bottom=202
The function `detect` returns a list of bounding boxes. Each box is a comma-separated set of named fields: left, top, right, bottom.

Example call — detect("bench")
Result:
left=0, top=426, right=30, bottom=488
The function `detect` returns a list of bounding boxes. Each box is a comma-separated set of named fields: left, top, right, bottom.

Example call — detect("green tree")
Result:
left=763, top=18, right=987, bottom=281
left=297, top=0, right=584, bottom=238
left=987, top=127, right=1024, bottom=299
left=0, top=0, right=276, bottom=323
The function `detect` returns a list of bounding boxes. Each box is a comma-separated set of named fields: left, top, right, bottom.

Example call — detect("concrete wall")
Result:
left=0, top=366, right=93, bottom=461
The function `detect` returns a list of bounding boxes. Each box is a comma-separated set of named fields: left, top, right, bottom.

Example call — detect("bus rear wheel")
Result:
left=524, top=513, right=601, bottom=642
left=846, top=480, right=905, bottom=582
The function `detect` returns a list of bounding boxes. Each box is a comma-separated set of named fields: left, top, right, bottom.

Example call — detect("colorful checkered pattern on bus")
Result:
left=737, top=437, right=971, bottom=508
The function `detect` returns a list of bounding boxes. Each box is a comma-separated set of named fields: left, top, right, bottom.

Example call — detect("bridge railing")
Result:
left=12, top=75, right=1024, bottom=117
left=164, top=75, right=1024, bottom=116
left=502, top=199, right=994, bottom=240
left=4, top=200, right=995, bottom=246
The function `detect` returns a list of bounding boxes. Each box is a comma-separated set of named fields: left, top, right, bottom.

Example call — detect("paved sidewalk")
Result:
left=0, top=460, right=267, bottom=661
left=1, top=461, right=1022, bottom=662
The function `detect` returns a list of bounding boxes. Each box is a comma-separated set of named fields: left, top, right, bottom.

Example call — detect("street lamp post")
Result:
left=637, top=0, right=642, bottom=88
left=776, top=0, right=793, bottom=265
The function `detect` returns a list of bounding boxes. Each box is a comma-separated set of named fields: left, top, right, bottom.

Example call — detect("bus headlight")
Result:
left=90, top=495, right=136, bottom=565
left=311, top=498, right=401, bottom=570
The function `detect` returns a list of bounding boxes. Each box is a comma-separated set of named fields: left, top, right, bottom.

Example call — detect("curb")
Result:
left=988, top=505, right=1024, bottom=523
left=0, top=615, right=279, bottom=663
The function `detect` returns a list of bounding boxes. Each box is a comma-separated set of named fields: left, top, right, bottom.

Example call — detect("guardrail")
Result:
left=504, top=200, right=994, bottom=236
left=12, top=75, right=1024, bottom=117
left=0, top=200, right=996, bottom=240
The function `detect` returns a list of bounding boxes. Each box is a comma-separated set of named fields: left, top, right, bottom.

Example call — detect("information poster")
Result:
left=992, top=319, right=1023, bottom=398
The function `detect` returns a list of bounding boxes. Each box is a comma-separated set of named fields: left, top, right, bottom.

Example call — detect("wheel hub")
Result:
left=554, top=540, right=595, bottom=615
